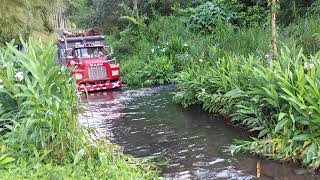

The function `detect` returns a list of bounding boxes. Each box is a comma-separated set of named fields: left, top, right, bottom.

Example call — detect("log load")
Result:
left=61, top=28, right=102, bottom=38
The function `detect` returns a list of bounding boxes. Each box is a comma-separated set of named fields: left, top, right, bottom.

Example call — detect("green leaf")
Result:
left=278, top=113, right=287, bottom=121
left=250, top=126, right=265, bottom=132
left=225, top=89, right=246, bottom=98
left=0, top=156, right=15, bottom=166
left=258, top=128, right=269, bottom=138
left=306, top=143, right=317, bottom=164
left=274, top=118, right=289, bottom=133
left=73, top=149, right=86, bottom=165
left=293, top=134, right=309, bottom=141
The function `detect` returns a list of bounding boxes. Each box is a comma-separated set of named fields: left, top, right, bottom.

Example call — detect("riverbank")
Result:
left=80, top=85, right=320, bottom=179
left=173, top=47, right=320, bottom=169
left=110, top=14, right=320, bottom=170
left=0, top=40, right=159, bottom=179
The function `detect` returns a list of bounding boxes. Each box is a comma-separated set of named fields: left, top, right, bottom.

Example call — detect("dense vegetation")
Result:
left=0, top=40, right=158, bottom=178
left=174, top=46, right=320, bottom=169
left=65, top=0, right=320, bottom=170
left=0, top=0, right=58, bottom=44
left=2, top=0, right=320, bottom=176
left=0, top=1, right=159, bottom=178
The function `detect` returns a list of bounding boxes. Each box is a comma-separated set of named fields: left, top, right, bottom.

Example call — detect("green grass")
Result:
left=0, top=39, right=159, bottom=179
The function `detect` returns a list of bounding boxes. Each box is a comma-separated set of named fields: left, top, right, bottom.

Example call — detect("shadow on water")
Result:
left=79, top=85, right=320, bottom=180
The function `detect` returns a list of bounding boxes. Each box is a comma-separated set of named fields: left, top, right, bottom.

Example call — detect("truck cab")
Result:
left=57, top=33, right=122, bottom=92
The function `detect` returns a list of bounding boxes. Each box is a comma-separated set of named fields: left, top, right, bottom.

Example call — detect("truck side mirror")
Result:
left=109, top=57, right=117, bottom=64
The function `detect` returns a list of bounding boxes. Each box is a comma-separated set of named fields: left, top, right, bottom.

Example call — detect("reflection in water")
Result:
left=79, top=85, right=319, bottom=180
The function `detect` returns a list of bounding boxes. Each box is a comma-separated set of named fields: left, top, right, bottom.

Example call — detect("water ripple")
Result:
left=80, top=85, right=320, bottom=180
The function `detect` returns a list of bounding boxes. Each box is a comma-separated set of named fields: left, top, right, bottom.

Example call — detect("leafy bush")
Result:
left=0, top=39, right=158, bottom=178
left=144, top=56, right=175, bottom=85
left=122, top=55, right=175, bottom=86
left=115, top=16, right=197, bottom=86
left=187, top=1, right=239, bottom=33
left=239, top=5, right=268, bottom=26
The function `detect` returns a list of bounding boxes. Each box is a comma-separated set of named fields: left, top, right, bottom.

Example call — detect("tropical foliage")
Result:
left=173, top=45, right=320, bottom=169
left=187, top=1, right=239, bottom=32
left=0, top=39, right=158, bottom=178
left=99, top=0, right=320, bottom=170
left=2, top=0, right=320, bottom=174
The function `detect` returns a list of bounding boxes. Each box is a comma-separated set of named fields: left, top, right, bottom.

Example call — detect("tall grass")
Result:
left=0, top=39, right=158, bottom=178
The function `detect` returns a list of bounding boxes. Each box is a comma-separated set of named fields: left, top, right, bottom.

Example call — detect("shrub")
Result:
left=144, top=56, right=175, bottom=86
left=187, top=1, right=239, bottom=33
left=122, top=55, right=175, bottom=86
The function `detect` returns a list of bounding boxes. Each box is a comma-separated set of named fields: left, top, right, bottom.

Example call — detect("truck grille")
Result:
left=88, top=66, right=107, bottom=80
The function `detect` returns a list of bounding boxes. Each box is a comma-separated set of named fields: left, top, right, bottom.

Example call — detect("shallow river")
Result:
left=80, top=85, right=319, bottom=180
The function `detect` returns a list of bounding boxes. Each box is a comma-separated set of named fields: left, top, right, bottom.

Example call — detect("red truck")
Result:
left=56, top=29, right=122, bottom=92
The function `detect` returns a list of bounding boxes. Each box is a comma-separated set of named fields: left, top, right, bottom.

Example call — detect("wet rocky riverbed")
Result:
left=79, top=85, right=320, bottom=180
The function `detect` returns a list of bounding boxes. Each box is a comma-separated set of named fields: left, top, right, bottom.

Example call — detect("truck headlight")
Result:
left=75, top=73, right=83, bottom=80
left=112, top=70, right=119, bottom=76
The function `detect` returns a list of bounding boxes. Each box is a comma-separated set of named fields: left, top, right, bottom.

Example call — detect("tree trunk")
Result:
left=133, top=0, right=139, bottom=17
left=271, top=0, right=277, bottom=60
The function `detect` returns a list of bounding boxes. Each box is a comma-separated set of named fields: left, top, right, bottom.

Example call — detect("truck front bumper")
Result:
left=77, top=80, right=122, bottom=92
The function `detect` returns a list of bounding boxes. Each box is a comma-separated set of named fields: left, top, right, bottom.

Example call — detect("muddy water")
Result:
left=79, top=85, right=319, bottom=180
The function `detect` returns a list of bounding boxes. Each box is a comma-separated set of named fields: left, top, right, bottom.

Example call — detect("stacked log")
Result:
left=62, top=28, right=102, bottom=37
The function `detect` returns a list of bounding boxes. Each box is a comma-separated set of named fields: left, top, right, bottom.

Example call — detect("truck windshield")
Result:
left=76, top=47, right=104, bottom=58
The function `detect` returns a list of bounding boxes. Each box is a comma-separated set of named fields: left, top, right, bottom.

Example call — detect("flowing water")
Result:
left=80, top=85, right=319, bottom=180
